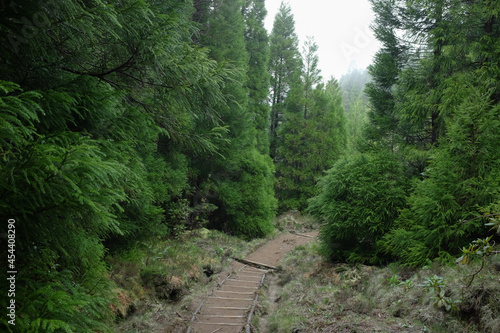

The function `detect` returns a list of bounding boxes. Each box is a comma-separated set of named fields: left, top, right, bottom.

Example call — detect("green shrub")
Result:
left=308, top=149, right=407, bottom=264
left=381, top=73, right=500, bottom=266
left=210, top=148, right=276, bottom=238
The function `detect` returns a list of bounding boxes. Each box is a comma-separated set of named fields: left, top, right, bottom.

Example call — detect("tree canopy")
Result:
left=2, top=0, right=500, bottom=331
left=310, top=0, right=500, bottom=266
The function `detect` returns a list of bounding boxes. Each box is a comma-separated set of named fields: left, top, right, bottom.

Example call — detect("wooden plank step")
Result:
left=204, top=297, right=253, bottom=308
left=225, top=278, right=260, bottom=285
left=213, top=290, right=255, bottom=296
left=219, top=283, right=259, bottom=294
left=238, top=268, right=266, bottom=275
left=226, top=280, right=261, bottom=285
left=240, top=267, right=267, bottom=273
left=228, top=276, right=262, bottom=283
left=236, top=271, right=263, bottom=277
left=233, top=257, right=277, bottom=270
left=200, top=306, right=248, bottom=316
left=208, top=296, right=253, bottom=301
left=194, top=314, right=246, bottom=324
left=188, top=322, right=244, bottom=333
left=242, top=266, right=268, bottom=272
left=193, top=322, right=243, bottom=326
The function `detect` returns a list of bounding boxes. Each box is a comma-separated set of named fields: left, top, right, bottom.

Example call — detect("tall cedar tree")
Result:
left=0, top=0, right=234, bottom=330
left=192, top=0, right=276, bottom=237
left=268, top=1, right=301, bottom=159
left=243, top=0, right=271, bottom=155
left=381, top=0, right=500, bottom=266
left=313, top=0, right=500, bottom=265
left=364, top=0, right=405, bottom=151
left=276, top=38, right=346, bottom=212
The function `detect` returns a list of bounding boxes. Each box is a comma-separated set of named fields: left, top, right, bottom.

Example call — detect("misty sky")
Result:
left=264, top=0, right=381, bottom=80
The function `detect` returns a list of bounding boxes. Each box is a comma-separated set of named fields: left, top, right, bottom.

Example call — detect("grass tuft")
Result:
left=107, top=228, right=269, bottom=332
left=255, top=241, right=500, bottom=332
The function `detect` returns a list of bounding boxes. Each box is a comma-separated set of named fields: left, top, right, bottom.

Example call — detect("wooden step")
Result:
left=199, top=306, right=248, bottom=316
left=188, top=322, right=245, bottom=333
left=204, top=297, right=253, bottom=308
left=214, top=289, right=254, bottom=295
left=193, top=314, right=246, bottom=325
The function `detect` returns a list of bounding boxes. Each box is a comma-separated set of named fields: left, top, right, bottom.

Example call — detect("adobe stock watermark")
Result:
left=7, top=6, right=51, bottom=54
left=6, top=219, right=17, bottom=326
left=339, top=26, right=374, bottom=63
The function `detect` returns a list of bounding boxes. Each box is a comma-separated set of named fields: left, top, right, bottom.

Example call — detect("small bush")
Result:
left=308, top=149, right=408, bottom=264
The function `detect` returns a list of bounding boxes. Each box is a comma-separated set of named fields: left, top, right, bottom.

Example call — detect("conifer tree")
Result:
left=319, top=79, right=348, bottom=162
left=243, top=0, right=271, bottom=154
left=364, top=0, right=405, bottom=150
left=308, top=149, right=407, bottom=264
left=276, top=39, right=346, bottom=212
left=382, top=73, right=500, bottom=266
left=192, top=0, right=276, bottom=237
left=302, top=37, right=322, bottom=119
left=0, top=0, right=235, bottom=330
left=314, top=0, right=500, bottom=266
left=380, top=0, right=500, bottom=265
left=268, top=1, right=301, bottom=158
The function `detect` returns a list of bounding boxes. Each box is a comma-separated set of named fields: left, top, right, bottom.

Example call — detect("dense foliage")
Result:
left=310, top=0, right=500, bottom=266
left=268, top=2, right=302, bottom=160
left=309, top=149, right=407, bottom=264
left=2, top=0, right=500, bottom=331
left=269, top=11, right=347, bottom=212
left=0, top=0, right=275, bottom=331
left=190, top=0, right=276, bottom=238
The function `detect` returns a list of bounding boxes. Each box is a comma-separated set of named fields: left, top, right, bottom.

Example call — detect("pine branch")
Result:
left=59, top=50, right=136, bottom=79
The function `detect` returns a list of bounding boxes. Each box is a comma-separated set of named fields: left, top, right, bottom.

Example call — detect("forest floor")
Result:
left=186, top=231, right=318, bottom=332
left=252, top=240, right=500, bottom=333
left=112, top=212, right=500, bottom=333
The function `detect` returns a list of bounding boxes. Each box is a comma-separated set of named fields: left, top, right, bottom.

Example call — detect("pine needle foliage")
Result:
left=191, top=0, right=276, bottom=238
left=243, top=0, right=271, bottom=155
left=308, top=149, right=407, bottom=264
left=1, top=0, right=268, bottom=330
left=0, top=82, right=118, bottom=331
left=14, top=270, right=113, bottom=333
left=381, top=73, right=500, bottom=266
left=268, top=1, right=301, bottom=159
left=276, top=73, right=347, bottom=212
left=313, top=0, right=500, bottom=267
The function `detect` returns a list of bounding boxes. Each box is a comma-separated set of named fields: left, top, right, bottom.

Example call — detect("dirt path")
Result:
left=186, top=231, right=318, bottom=333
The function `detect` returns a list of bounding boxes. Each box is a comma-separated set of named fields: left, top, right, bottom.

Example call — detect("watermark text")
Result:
left=7, top=219, right=16, bottom=326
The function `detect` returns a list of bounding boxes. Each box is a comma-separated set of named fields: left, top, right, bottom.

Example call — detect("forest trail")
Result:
left=186, top=231, right=319, bottom=333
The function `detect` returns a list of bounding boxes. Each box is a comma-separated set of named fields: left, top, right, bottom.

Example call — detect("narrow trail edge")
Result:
left=186, top=231, right=318, bottom=332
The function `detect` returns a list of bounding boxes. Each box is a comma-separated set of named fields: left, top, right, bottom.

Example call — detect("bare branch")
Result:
left=460, top=213, right=500, bottom=224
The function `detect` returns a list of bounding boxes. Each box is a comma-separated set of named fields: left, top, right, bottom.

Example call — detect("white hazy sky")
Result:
left=264, top=0, right=381, bottom=80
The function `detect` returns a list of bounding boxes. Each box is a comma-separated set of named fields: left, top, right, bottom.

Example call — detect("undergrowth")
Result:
left=109, top=228, right=270, bottom=332
left=274, top=210, right=317, bottom=233
left=255, top=241, right=500, bottom=333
